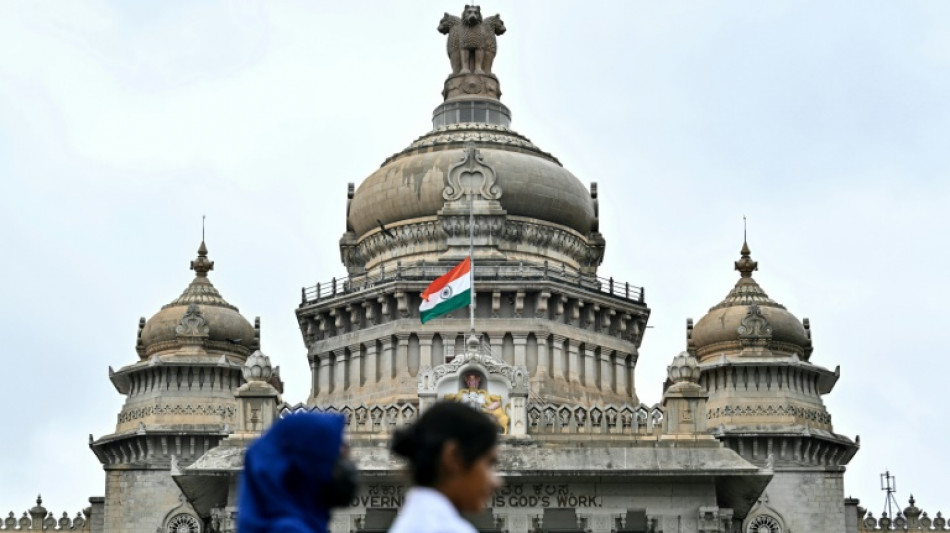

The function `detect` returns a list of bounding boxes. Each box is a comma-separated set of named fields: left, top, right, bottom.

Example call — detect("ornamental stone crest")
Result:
left=443, top=143, right=502, bottom=202
left=176, top=303, right=210, bottom=338
left=737, top=304, right=772, bottom=340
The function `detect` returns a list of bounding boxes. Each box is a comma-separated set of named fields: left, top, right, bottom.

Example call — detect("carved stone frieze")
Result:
left=118, top=403, right=236, bottom=424
left=352, top=219, right=445, bottom=270
left=348, top=214, right=604, bottom=274
left=527, top=402, right=663, bottom=435
left=707, top=403, right=831, bottom=425
left=280, top=402, right=418, bottom=434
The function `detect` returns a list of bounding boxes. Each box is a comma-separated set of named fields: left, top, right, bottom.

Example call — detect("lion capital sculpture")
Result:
left=438, top=5, right=506, bottom=76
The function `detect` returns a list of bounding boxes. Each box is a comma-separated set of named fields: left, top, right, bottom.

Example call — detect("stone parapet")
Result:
left=0, top=496, right=92, bottom=532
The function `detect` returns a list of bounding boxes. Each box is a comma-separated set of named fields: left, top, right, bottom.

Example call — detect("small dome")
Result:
left=347, top=123, right=595, bottom=238
left=690, top=240, right=811, bottom=360
left=139, top=241, right=256, bottom=358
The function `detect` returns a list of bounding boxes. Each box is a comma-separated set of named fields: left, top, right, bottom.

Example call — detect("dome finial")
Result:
left=190, top=218, right=214, bottom=278
left=735, top=216, right=757, bottom=278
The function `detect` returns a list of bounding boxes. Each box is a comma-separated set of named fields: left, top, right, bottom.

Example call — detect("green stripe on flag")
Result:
left=420, top=289, right=471, bottom=324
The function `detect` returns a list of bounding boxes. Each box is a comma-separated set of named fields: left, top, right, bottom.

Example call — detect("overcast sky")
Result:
left=1, top=0, right=948, bottom=518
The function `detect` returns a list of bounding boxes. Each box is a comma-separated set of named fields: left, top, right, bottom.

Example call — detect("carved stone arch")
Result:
left=744, top=493, right=787, bottom=533
left=557, top=405, right=572, bottom=430
left=603, top=404, right=619, bottom=428
left=527, top=404, right=542, bottom=431
left=160, top=496, right=202, bottom=533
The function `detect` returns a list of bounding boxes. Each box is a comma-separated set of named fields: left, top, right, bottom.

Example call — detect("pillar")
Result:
left=551, top=334, right=567, bottom=381
left=333, top=348, right=346, bottom=397
left=583, top=344, right=597, bottom=388
left=348, top=344, right=362, bottom=395
left=599, top=350, right=612, bottom=393
left=379, top=337, right=394, bottom=388
left=364, top=342, right=378, bottom=389
left=567, top=339, right=581, bottom=384
left=317, top=353, right=331, bottom=402
left=512, top=333, right=528, bottom=368
left=309, top=357, right=319, bottom=401
left=395, top=333, right=410, bottom=387
left=614, top=352, right=628, bottom=397
left=420, top=335, right=434, bottom=370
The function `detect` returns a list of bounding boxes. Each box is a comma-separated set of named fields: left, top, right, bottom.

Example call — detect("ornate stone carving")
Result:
left=443, top=143, right=502, bottom=202
left=527, top=402, right=663, bottom=435
left=667, top=352, right=701, bottom=384
left=737, top=304, right=772, bottom=341
left=707, top=403, right=831, bottom=425
left=243, top=350, right=273, bottom=382
left=118, top=403, right=236, bottom=423
left=418, top=349, right=528, bottom=395
left=166, top=513, right=201, bottom=533
left=176, top=304, right=210, bottom=338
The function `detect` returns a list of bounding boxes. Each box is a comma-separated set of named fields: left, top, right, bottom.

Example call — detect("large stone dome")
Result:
left=138, top=241, right=257, bottom=358
left=347, top=123, right=595, bottom=238
left=689, top=241, right=812, bottom=360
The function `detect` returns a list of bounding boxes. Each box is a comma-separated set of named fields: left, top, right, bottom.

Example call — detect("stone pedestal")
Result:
left=443, top=73, right=501, bottom=101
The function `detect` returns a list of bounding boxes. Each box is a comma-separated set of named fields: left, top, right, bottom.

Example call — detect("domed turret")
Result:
left=337, top=10, right=605, bottom=280
left=689, top=239, right=812, bottom=361
left=139, top=241, right=258, bottom=359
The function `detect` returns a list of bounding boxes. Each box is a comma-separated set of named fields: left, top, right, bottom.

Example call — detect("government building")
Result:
left=6, top=5, right=943, bottom=533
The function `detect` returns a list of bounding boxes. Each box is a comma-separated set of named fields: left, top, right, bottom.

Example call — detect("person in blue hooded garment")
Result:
left=238, top=412, right=360, bottom=533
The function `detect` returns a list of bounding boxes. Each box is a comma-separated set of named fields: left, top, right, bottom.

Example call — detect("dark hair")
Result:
left=391, top=401, right=499, bottom=486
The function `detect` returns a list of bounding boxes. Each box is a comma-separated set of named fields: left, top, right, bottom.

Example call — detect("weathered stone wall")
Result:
left=103, top=470, right=191, bottom=533
left=756, top=470, right=846, bottom=532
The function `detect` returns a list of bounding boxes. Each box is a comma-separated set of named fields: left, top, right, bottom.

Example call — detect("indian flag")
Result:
left=419, top=257, right=472, bottom=324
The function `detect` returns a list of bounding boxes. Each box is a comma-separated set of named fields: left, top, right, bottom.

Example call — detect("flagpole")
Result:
left=468, top=190, right=475, bottom=336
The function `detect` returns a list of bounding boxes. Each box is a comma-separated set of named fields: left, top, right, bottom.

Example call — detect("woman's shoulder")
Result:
left=386, top=488, right=478, bottom=533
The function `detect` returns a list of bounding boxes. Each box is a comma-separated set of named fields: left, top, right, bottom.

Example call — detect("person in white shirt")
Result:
left=388, top=401, right=502, bottom=533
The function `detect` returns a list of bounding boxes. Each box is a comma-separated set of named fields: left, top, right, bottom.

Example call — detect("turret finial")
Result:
left=190, top=238, right=214, bottom=278
left=735, top=217, right=757, bottom=278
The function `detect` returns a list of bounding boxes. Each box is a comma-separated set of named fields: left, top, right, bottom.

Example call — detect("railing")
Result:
left=301, top=261, right=644, bottom=306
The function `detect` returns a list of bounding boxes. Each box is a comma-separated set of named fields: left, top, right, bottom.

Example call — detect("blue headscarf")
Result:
left=238, top=412, right=346, bottom=533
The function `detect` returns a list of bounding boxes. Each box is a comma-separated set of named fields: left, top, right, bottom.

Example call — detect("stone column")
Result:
left=309, top=357, right=319, bottom=401
left=333, top=348, right=347, bottom=397
left=443, top=331, right=458, bottom=362
left=613, top=352, right=628, bottom=398
left=599, top=350, right=612, bottom=393
left=348, top=344, right=362, bottom=395
left=395, top=333, right=411, bottom=388
left=419, top=335, right=433, bottom=370
left=583, top=344, right=597, bottom=388
left=532, top=334, right=549, bottom=378
left=379, top=337, right=394, bottom=388
left=512, top=333, right=528, bottom=367
left=317, top=353, right=332, bottom=402
left=551, top=334, right=567, bottom=381
left=364, top=342, right=378, bottom=389
left=489, top=334, right=503, bottom=362
left=567, top=339, right=581, bottom=384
